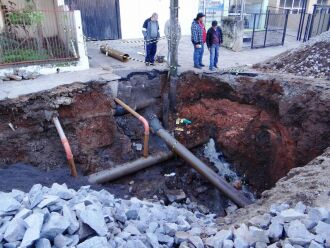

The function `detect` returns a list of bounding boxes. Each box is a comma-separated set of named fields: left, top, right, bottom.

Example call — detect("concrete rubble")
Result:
left=0, top=183, right=329, bottom=247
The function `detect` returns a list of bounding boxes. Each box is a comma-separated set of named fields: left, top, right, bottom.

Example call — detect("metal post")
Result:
left=297, top=0, right=306, bottom=40
left=251, top=13, right=257, bottom=48
left=308, top=5, right=317, bottom=40
left=303, top=14, right=311, bottom=42
left=282, top=9, right=290, bottom=45
left=299, top=0, right=307, bottom=41
left=316, top=8, right=323, bottom=35
left=263, top=10, right=270, bottom=48
left=327, top=8, right=330, bottom=31
left=170, top=0, right=179, bottom=77
left=169, top=0, right=179, bottom=112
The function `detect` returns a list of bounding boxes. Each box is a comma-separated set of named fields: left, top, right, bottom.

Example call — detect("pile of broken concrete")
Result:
left=0, top=69, right=40, bottom=83
left=0, top=183, right=329, bottom=248
left=254, top=31, right=330, bottom=80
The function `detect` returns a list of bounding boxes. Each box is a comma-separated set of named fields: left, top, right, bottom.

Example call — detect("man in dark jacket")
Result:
left=206, top=20, right=223, bottom=71
left=191, top=13, right=206, bottom=69
left=142, top=13, right=160, bottom=66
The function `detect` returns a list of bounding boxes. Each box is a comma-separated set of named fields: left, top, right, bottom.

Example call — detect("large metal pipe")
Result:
left=52, top=117, right=78, bottom=177
left=88, top=151, right=173, bottom=184
left=100, top=45, right=130, bottom=62
left=150, top=117, right=253, bottom=207
left=114, top=98, right=149, bottom=158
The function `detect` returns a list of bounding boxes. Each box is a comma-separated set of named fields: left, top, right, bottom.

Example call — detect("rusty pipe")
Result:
left=52, top=117, right=78, bottom=177
left=114, top=98, right=149, bottom=158
left=150, top=117, right=252, bottom=208
left=88, top=151, right=173, bottom=184
left=88, top=137, right=210, bottom=184
left=100, top=45, right=130, bottom=62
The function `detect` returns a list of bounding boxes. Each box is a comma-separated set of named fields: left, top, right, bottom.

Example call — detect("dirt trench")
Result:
left=0, top=71, right=329, bottom=212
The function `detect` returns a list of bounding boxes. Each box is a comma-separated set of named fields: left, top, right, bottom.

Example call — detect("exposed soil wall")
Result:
left=175, top=72, right=330, bottom=193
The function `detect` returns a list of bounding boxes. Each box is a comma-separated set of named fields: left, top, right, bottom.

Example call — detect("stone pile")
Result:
left=255, top=31, right=330, bottom=80
left=0, top=184, right=329, bottom=248
left=0, top=69, right=40, bottom=82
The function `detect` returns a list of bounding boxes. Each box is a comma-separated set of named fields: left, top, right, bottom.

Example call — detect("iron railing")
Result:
left=0, top=4, right=79, bottom=66
left=244, top=10, right=290, bottom=48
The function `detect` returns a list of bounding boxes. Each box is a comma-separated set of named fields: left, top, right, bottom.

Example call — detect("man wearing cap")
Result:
left=142, top=13, right=160, bottom=66
left=191, top=13, right=207, bottom=69
left=206, top=20, right=223, bottom=71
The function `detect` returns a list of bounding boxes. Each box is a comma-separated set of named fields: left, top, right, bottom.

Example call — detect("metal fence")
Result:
left=245, top=10, right=289, bottom=48
left=0, top=3, right=79, bottom=66
left=297, top=4, right=330, bottom=41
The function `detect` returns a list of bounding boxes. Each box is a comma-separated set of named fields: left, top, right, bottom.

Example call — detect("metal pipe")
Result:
left=88, top=151, right=173, bottom=184
left=114, top=98, right=149, bottom=158
left=52, top=117, right=78, bottom=177
left=100, top=45, right=129, bottom=62
left=114, top=98, right=157, bottom=116
left=150, top=117, right=253, bottom=208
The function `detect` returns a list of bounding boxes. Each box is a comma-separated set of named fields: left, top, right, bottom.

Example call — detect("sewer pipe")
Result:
left=150, top=117, right=253, bottom=207
left=100, top=45, right=130, bottom=62
left=114, top=98, right=149, bottom=158
left=53, top=117, right=78, bottom=177
left=88, top=151, right=173, bottom=184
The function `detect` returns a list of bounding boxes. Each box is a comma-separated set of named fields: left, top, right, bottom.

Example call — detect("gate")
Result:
left=249, top=10, right=289, bottom=48
left=303, top=5, right=330, bottom=41
left=65, top=0, right=121, bottom=40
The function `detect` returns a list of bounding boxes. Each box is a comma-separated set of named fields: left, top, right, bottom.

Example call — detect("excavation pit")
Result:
left=0, top=71, right=329, bottom=217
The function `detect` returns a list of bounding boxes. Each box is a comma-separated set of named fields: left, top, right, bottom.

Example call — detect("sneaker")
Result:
left=209, top=67, right=216, bottom=71
left=150, top=63, right=155, bottom=66
left=194, top=65, right=202, bottom=69
left=145, top=62, right=150, bottom=66
left=200, top=64, right=205, bottom=67
left=214, top=65, right=218, bottom=69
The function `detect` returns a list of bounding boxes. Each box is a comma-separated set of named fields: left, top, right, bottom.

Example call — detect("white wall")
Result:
left=120, top=0, right=199, bottom=39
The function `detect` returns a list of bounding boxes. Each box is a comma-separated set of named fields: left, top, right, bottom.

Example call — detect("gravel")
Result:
left=254, top=31, right=330, bottom=79
left=0, top=184, right=329, bottom=247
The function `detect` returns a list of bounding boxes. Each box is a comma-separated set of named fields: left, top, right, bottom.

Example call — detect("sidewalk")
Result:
left=0, top=35, right=301, bottom=100
left=87, top=35, right=301, bottom=73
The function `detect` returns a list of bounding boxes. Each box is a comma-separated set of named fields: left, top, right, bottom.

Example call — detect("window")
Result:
left=279, top=0, right=303, bottom=13
left=317, top=0, right=327, bottom=5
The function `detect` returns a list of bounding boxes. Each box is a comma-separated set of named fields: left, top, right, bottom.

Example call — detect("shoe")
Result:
left=150, top=63, right=155, bottom=66
left=145, top=62, right=150, bottom=66
left=194, top=65, right=202, bottom=69
left=214, top=65, right=218, bottom=69
left=200, top=64, right=205, bottom=67
left=209, top=67, right=216, bottom=71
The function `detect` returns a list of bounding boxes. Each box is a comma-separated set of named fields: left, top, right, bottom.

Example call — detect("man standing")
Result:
left=191, top=13, right=206, bottom=69
left=142, top=13, right=160, bottom=66
left=206, top=20, right=223, bottom=71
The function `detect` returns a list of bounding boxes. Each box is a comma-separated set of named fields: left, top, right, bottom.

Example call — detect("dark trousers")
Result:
left=145, top=41, right=157, bottom=63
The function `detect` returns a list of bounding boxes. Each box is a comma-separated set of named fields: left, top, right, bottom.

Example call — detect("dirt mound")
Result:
left=254, top=31, right=330, bottom=80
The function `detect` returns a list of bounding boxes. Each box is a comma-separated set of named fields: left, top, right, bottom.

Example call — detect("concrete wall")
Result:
left=119, top=0, right=199, bottom=39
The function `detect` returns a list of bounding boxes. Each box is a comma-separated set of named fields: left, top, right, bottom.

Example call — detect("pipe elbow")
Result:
left=139, top=116, right=150, bottom=135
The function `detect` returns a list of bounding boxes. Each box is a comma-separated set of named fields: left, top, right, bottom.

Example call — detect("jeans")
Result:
left=209, top=44, right=219, bottom=69
left=145, top=40, right=157, bottom=63
left=193, top=43, right=204, bottom=67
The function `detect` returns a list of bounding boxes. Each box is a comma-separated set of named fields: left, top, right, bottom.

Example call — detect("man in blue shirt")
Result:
left=206, top=21, right=223, bottom=71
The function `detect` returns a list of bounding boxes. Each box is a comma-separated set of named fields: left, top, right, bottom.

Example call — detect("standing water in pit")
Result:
left=203, top=139, right=255, bottom=202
